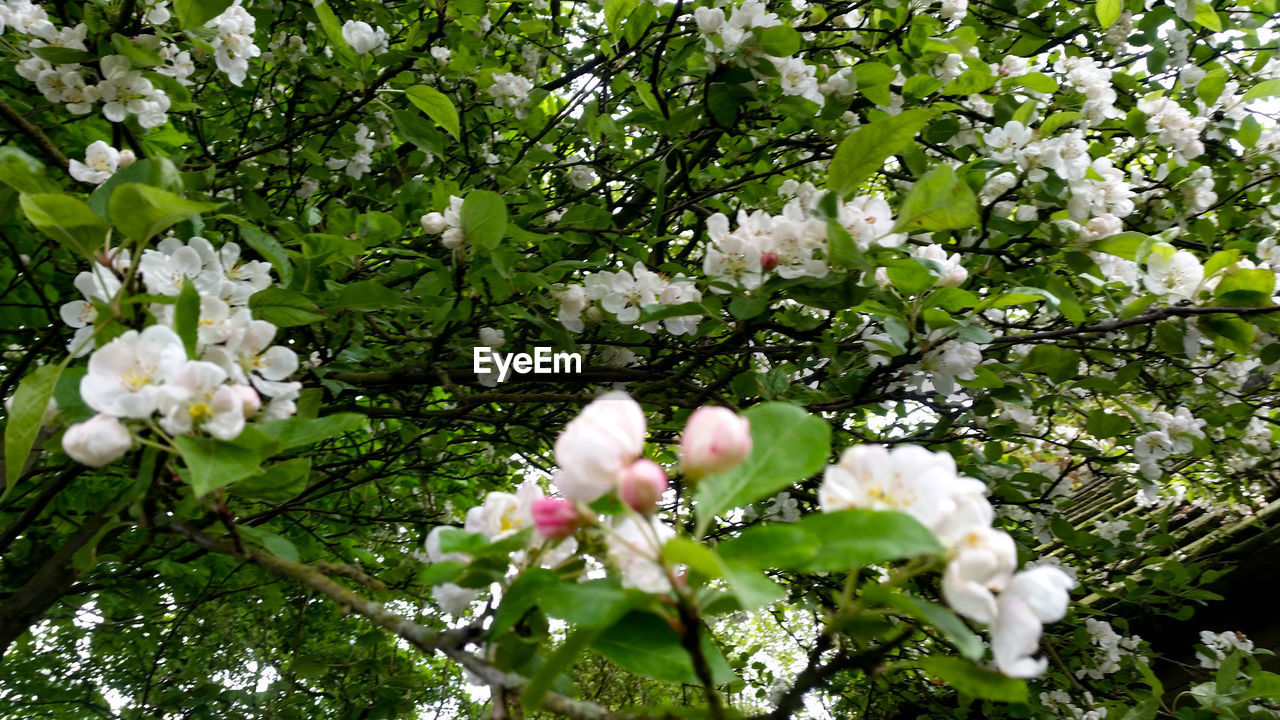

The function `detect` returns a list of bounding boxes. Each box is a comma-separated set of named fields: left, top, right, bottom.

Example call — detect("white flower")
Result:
left=60, top=263, right=124, bottom=357
left=586, top=262, right=664, bottom=325
left=433, top=583, right=478, bottom=615
left=478, top=327, right=505, bottom=349
left=81, top=326, right=187, bottom=419
left=430, top=46, right=451, bottom=64
left=983, top=121, right=1032, bottom=162
left=608, top=515, right=675, bottom=594
left=921, top=341, right=982, bottom=396
left=341, top=20, right=389, bottom=55
left=465, top=480, right=543, bottom=541
left=991, top=567, right=1076, bottom=677
left=62, top=413, right=132, bottom=467
left=942, top=527, right=1017, bottom=623
left=1143, top=248, right=1203, bottom=300
left=819, top=445, right=992, bottom=543
left=553, top=391, right=646, bottom=501
left=68, top=141, right=130, bottom=185
left=838, top=195, right=904, bottom=250
left=555, top=285, right=588, bottom=332
left=420, top=212, right=446, bottom=234
left=157, top=361, right=246, bottom=440
left=568, top=165, right=598, bottom=189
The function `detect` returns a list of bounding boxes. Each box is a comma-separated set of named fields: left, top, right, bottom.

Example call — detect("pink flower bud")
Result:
left=680, top=406, right=752, bottom=477
left=760, top=251, right=780, bottom=272
left=531, top=497, right=580, bottom=540
left=619, top=459, right=669, bottom=513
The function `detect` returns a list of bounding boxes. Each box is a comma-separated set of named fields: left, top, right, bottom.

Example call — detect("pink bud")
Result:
left=680, top=406, right=752, bottom=477
left=118, top=150, right=136, bottom=169
left=760, top=251, right=780, bottom=272
left=531, top=498, right=580, bottom=541
left=619, top=459, right=668, bottom=514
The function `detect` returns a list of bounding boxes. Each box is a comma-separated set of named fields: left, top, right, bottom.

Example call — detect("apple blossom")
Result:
left=341, top=20, right=388, bottom=55
left=607, top=515, right=675, bottom=594
left=81, top=325, right=187, bottom=419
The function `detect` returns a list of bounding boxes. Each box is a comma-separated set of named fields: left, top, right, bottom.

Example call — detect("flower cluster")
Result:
left=703, top=194, right=904, bottom=291
left=693, top=0, right=825, bottom=105
left=556, top=262, right=703, bottom=336
left=420, top=196, right=465, bottom=248
left=818, top=444, right=1075, bottom=677
left=207, top=2, right=261, bottom=87
left=325, top=123, right=376, bottom=179
left=488, top=72, right=534, bottom=118
left=1137, top=96, right=1207, bottom=165
left=417, top=393, right=751, bottom=608
left=16, top=53, right=172, bottom=127
left=1131, top=406, right=1207, bottom=480
left=58, top=236, right=300, bottom=467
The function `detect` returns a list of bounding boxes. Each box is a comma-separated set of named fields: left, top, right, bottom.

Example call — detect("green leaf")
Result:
left=238, top=225, right=293, bottom=287
left=238, top=524, right=300, bottom=562
left=88, top=158, right=185, bottom=218
left=174, top=278, right=200, bottom=358
left=229, top=458, right=311, bottom=501
left=863, top=586, right=983, bottom=660
left=754, top=26, right=801, bottom=56
left=1197, top=68, right=1229, bottom=104
left=108, top=184, right=221, bottom=242
left=258, top=413, right=366, bottom=450
left=911, top=657, right=1028, bottom=702
left=694, top=403, right=830, bottom=535
left=5, top=364, right=62, bottom=488
left=1193, top=2, right=1222, bottom=31
left=892, top=164, right=979, bottom=233
left=19, top=193, right=110, bottom=261
left=174, top=433, right=274, bottom=498
left=718, top=524, right=822, bottom=570
left=1215, top=268, right=1275, bottom=306
left=1092, top=232, right=1152, bottom=262
left=1039, top=112, right=1084, bottom=137
left=828, top=109, right=934, bottom=199
left=1096, top=0, right=1121, bottom=27
left=603, top=0, right=638, bottom=39
left=522, top=628, right=597, bottom=710
left=1009, top=72, right=1059, bottom=94
left=173, top=0, right=235, bottom=28
left=539, top=580, right=643, bottom=628
left=793, top=510, right=943, bottom=571
left=1243, top=78, right=1280, bottom=103
left=1246, top=671, right=1280, bottom=701
left=1024, top=345, right=1080, bottom=382
left=492, top=568, right=558, bottom=635
left=405, top=85, right=461, bottom=140
left=1086, top=410, right=1131, bottom=438
left=593, top=611, right=736, bottom=685
left=334, top=280, right=403, bottom=310
left=30, top=46, right=95, bottom=64
left=459, top=190, right=507, bottom=250
left=0, top=147, right=59, bottom=194
left=248, top=287, right=327, bottom=327
left=111, top=33, right=164, bottom=66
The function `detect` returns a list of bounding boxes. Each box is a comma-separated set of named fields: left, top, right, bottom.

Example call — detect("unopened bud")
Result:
left=619, top=459, right=668, bottom=513
left=680, top=406, right=752, bottom=478
left=420, top=212, right=447, bottom=234
left=118, top=150, right=137, bottom=169
left=531, top=497, right=580, bottom=540
left=231, top=384, right=261, bottom=417
left=760, top=251, right=780, bottom=272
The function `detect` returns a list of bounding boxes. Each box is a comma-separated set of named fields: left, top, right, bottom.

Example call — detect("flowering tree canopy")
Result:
left=2, top=0, right=1280, bottom=717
